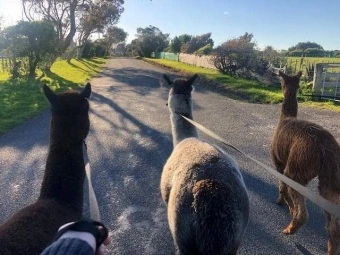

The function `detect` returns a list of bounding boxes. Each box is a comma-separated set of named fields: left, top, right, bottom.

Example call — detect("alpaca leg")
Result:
left=325, top=212, right=340, bottom=255
left=319, top=185, right=340, bottom=255
left=173, top=236, right=197, bottom=255
left=283, top=187, right=308, bottom=235
left=280, top=167, right=295, bottom=213
left=272, top=157, right=286, bottom=204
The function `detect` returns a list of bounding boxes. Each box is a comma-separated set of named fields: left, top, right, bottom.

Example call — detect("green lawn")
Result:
left=0, top=58, right=106, bottom=135
left=145, top=58, right=283, bottom=103
left=144, top=58, right=340, bottom=112
left=145, top=58, right=284, bottom=102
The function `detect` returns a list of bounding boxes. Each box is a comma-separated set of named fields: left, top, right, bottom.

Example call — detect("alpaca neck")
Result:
left=171, top=111, right=198, bottom=147
left=39, top=121, right=85, bottom=213
left=280, top=91, right=298, bottom=120
left=169, top=95, right=199, bottom=147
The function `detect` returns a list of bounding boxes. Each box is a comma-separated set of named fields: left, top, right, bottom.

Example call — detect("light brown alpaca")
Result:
left=161, top=74, right=249, bottom=255
left=271, top=71, right=340, bottom=255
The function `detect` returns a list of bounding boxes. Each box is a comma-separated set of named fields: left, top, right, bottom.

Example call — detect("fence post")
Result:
left=313, top=63, right=323, bottom=94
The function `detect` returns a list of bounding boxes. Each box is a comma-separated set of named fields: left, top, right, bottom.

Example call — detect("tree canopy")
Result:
left=134, top=25, right=169, bottom=57
left=167, top=33, right=213, bottom=54
left=102, top=26, right=128, bottom=53
left=181, top=33, right=214, bottom=54
left=0, top=21, right=57, bottom=77
left=288, top=41, right=324, bottom=52
left=22, top=0, right=124, bottom=56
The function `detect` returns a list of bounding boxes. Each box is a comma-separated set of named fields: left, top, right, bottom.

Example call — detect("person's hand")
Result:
left=95, top=226, right=111, bottom=255
left=56, top=220, right=110, bottom=254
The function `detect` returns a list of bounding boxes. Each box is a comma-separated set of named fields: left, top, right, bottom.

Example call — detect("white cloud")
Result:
left=223, top=11, right=230, bottom=16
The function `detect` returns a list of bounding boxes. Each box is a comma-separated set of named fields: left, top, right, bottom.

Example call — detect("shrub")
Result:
left=213, top=33, right=267, bottom=76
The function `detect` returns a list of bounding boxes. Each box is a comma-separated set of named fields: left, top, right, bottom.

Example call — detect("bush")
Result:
left=82, top=42, right=107, bottom=58
left=299, top=80, right=313, bottom=95
left=213, top=33, right=268, bottom=77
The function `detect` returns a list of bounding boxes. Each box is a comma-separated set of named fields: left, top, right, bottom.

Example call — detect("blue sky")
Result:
left=1, top=0, right=340, bottom=50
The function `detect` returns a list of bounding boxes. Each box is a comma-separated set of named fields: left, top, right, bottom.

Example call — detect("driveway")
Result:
left=0, top=58, right=339, bottom=254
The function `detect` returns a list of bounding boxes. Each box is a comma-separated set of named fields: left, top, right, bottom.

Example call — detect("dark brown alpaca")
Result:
left=271, top=71, right=340, bottom=255
left=0, top=84, right=91, bottom=255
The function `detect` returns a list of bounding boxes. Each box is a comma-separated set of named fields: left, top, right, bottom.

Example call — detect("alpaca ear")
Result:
left=296, top=71, right=302, bottom=79
left=187, top=74, right=198, bottom=85
left=278, top=70, right=288, bottom=79
left=81, top=83, right=91, bottom=98
left=43, top=84, right=57, bottom=105
left=163, top=74, right=172, bottom=85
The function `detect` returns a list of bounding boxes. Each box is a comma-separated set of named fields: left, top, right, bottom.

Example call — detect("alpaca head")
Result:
left=163, top=74, right=198, bottom=115
left=279, top=71, right=302, bottom=97
left=43, top=83, right=91, bottom=142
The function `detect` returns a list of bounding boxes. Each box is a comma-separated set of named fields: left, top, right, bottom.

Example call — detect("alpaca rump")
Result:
left=271, top=71, right=340, bottom=255
left=161, top=138, right=249, bottom=255
left=161, top=74, right=249, bottom=255
left=0, top=84, right=91, bottom=255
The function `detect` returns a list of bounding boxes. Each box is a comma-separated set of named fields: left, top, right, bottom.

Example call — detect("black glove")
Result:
left=53, top=219, right=109, bottom=250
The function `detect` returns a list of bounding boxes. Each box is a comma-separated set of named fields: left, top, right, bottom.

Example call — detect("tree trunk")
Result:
left=28, top=57, right=39, bottom=78
left=77, top=45, right=85, bottom=59
left=66, top=47, right=77, bottom=63
left=59, top=0, right=77, bottom=54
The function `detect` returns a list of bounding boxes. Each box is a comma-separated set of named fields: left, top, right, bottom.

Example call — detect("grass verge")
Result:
left=0, top=58, right=106, bottom=135
left=144, top=58, right=340, bottom=112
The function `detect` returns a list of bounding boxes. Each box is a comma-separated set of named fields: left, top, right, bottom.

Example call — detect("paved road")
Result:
left=1, top=58, right=339, bottom=254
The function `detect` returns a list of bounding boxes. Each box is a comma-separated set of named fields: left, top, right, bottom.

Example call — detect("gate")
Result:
left=313, top=63, right=340, bottom=101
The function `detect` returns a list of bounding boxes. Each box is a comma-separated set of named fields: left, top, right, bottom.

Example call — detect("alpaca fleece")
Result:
left=0, top=83, right=91, bottom=255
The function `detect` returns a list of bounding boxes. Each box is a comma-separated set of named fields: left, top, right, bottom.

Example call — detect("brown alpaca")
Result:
left=0, top=84, right=91, bottom=255
left=271, top=71, right=340, bottom=255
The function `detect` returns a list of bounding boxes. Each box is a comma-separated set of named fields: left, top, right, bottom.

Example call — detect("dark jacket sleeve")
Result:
left=41, top=238, right=94, bottom=255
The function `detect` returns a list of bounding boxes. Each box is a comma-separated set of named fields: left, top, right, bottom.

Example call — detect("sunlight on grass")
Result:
left=0, top=57, right=107, bottom=135
left=145, top=58, right=340, bottom=111
left=145, top=58, right=283, bottom=103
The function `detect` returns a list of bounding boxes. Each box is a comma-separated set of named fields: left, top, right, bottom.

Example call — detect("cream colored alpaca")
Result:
left=161, top=74, right=249, bottom=255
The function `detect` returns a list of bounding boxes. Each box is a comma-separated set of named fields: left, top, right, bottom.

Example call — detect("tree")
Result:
left=178, top=34, right=192, bottom=45
left=101, top=26, right=128, bottom=54
left=288, top=41, right=324, bottom=57
left=0, top=16, right=3, bottom=32
left=134, top=25, right=169, bottom=57
left=22, top=0, right=124, bottom=59
left=76, top=0, right=124, bottom=59
left=261, top=46, right=287, bottom=67
left=125, top=39, right=141, bottom=57
left=303, top=48, right=325, bottom=57
left=213, top=33, right=260, bottom=76
left=167, top=36, right=181, bottom=53
left=180, top=32, right=214, bottom=54
left=288, top=41, right=324, bottom=52
left=0, top=21, right=57, bottom=77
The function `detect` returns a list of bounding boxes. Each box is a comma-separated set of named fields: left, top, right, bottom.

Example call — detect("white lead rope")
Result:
left=180, top=114, right=340, bottom=219
left=83, top=141, right=101, bottom=222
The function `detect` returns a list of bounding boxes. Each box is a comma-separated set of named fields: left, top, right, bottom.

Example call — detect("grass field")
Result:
left=0, top=58, right=107, bottom=135
left=287, top=57, right=340, bottom=74
left=145, top=58, right=340, bottom=112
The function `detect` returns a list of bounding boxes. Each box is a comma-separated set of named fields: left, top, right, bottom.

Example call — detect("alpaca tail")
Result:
left=192, top=179, right=246, bottom=255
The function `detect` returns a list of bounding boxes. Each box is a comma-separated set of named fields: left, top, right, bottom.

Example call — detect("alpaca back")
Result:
left=0, top=84, right=91, bottom=255
left=272, top=116, right=340, bottom=189
left=161, top=138, right=249, bottom=254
